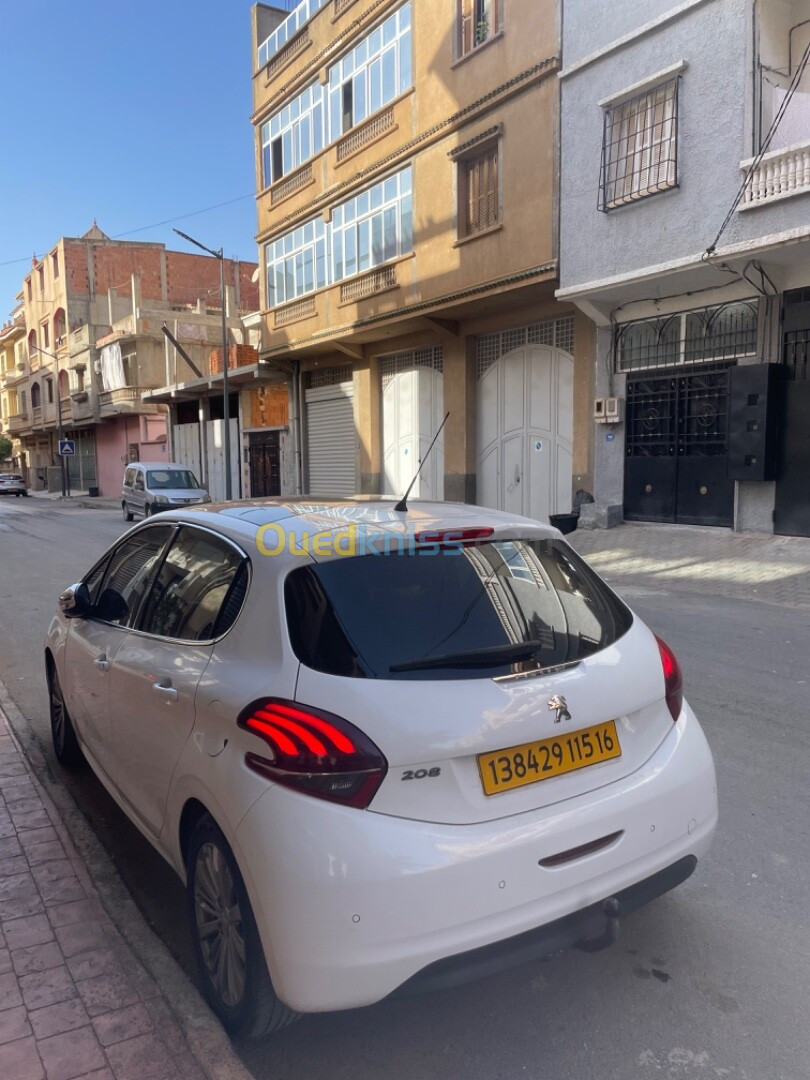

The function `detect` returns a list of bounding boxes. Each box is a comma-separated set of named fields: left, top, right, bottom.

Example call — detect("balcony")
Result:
left=99, top=386, right=142, bottom=414
left=7, top=413, right=29, bottom=434
left=740, top=141, right=810, bottom=209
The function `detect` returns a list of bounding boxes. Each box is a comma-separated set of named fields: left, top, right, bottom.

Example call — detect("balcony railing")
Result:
left=32, top=405, right=42, bottom=425
left=740, top=141, right=810, bottom=208
left=8, top=413, right=28, bottom=433
left=99, top=386, right=142, bottom=411
left=271, top=163, right=314, bottom=206
left=340, top=265, right=398, bottom=304
left=336, top=107, right=395, bottom=163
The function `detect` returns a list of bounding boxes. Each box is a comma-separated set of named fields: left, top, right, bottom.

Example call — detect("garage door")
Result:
left=305, top=380, right=356, bottom=497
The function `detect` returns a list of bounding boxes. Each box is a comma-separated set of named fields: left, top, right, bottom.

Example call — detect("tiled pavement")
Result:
left=0, top=711, right=208, bottom=1080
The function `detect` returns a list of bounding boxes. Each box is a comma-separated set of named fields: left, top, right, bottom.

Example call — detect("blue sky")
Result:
left=0, top=0, right=266, bottom=319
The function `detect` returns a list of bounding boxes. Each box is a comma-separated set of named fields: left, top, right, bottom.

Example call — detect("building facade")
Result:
left=249, top=0, right=594, bottom=518
left=14, top=225, right=258, bottom=496
left=559, top=0, right=810, bottom=536
left=0, top=312, right=27, bottom=468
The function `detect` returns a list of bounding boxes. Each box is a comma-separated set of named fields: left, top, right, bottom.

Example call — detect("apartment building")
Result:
left=16, top=224, right=258, bottom=496
left=249, top=0, right=594, bottom=517
left=0, top=312, right=27, bottom=467
left=558, top=0, right=810, bottom=537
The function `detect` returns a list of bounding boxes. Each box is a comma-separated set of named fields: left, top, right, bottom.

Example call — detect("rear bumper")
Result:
left=393, top=854, right=696, bottom=998
left=235, top=704, right=717, bottom=1013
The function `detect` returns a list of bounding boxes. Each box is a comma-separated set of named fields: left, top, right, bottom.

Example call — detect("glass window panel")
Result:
left=313, top=103, right=324, bottom=153
left=344, top=200, right=356, bottom=224
left=282, top=129, right=293, bottom=174
left=291, top=95, right=300, bottom=121
left=285, top=258, right=295, bottom=298
left=271, top=113, right=280, bottom=137
left=275, top=264, right=285, bottom=306
left=303, top=221, right=314, bottom=245
left=316, top=240, right=327, bottom=289
left=369, top=57, right=382, bottom=113
left=370, top=182, right=383, bottom=210
left=295, top=252, right=305, bottom=294
left=281, top=105, right=290, bottom=128
left=345, top=228, right=358, bottom=278
left=401, top=165, right=412, bottom=194
left=369, top=27, right=382, bottom=56
left=329, top=62, right=340, bottom=88
left=262, top=146, right=271, bottom=187
left=399, top=30, right=412, bottom=94
left=333, top=205, right=343, bottom=228
left=354, top=38, right=367, bottom=67
left=334, top=233, right=344, bottom=280
left=357, top=190, right=369, bottom=217
left=371, top=213, right=384, bottom=265
left=96, top=527, right=173, bottom=628
left=330, top=89, right=342, bottom=142
left=343, top=52, right=354, bottom=78
left=399, top=2, right=411, bottom=31
left=384, top=176, right=397, bottom=203
left=284, top=232, right=294, bottom=254
left=384, top=205, right=397, bottom=262
left=384, top=44, right=401, bottom=104
left=400, top=193, right=413, bottom=252
left=383, top=13, right=396, bottom=45
left=353, top=71, right=367, bottom=125
left=304, top=248, right=314, bottom=292
left=358, top=219, right=371, bottom=271
left=300, top=115, right=311, bottom=161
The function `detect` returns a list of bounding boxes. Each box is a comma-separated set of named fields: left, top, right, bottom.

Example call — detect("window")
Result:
left=257, top=0, right=328, bottom=68
left=285, top=539, right=632, bottom=681
left=599, top=76, right=679, bottom=211
left=264, top=165, right=413, bottom=307
left=332, top=166, right=412, bottom=281
left=38, top=265, right=45, bottom=293
left=26, top=279, right=32, bottom=301
left=93, top=526, right=174, bottom=627
left=260, top=80, right=325, bottom=188
left=31, top=383, right=41, bottom=408
left=138, top=527, right=247, bottom=641
left=42, top=322, right=49, bottom=349
left=52, top=252, right=59, bottom=278
left=458, top=0, right=498, bottom=58
left=53, top=309, right=66, bottom=343
left=327, top=3, right=412, bottom=142
left=46, top=379, right=54, bottom=404
left=617, top=301, right=758, bottom=372
left=28, top=329, right=36, bottom=358
left=459, top=143, right=499, bottom=237
left=266, top=216, right=329, bottom=308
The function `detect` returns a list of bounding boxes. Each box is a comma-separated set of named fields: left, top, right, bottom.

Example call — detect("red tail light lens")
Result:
left=238, top=699, right=387, bottom=809
left=655, top=636, right=683, bottom=722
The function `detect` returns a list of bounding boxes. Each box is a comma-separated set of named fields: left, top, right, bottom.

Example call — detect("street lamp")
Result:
left=173, top=229, right=232, bottom=500
left=29, top=343, right=68, bottom=498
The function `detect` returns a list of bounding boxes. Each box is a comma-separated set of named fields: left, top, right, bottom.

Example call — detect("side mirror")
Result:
left=58, top=583, right=91, bottom=619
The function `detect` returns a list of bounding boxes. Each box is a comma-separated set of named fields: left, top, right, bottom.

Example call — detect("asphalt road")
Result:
left=0, top=496, right=808, bottom=1080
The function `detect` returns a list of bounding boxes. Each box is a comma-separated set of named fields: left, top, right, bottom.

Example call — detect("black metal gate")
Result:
left=624, top=365, right=734, bottom=526
left=249, top=432, right=281, bottom=497
left=775, top=297, right=810, bottom=537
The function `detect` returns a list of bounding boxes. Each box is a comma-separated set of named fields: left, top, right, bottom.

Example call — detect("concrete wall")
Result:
left=95, top=414, right=168, bottom=498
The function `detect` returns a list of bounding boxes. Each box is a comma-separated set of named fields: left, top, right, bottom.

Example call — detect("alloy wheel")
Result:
left=193, top=841, right=247, bottom=1007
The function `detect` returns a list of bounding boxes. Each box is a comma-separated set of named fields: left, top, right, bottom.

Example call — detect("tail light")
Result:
left=238, top=699, right=387, bottom=809
left=655, top=636, right=683, bottom=722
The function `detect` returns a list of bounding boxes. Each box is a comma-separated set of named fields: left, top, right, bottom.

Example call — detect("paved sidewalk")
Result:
left=570, top=521, right=810, bottom=608
left=0, top=707, right=247, bottom=1080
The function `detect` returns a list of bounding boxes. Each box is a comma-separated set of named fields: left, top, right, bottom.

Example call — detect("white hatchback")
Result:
left=45, top=500, right=717, bottom=1039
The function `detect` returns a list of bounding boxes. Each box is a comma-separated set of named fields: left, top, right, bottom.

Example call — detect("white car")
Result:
left=45, top=500, right=717, bottom=1039
left=0, top=473, right=28, bottom=496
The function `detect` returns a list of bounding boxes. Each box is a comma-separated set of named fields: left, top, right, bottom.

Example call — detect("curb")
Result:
left=0, top=678, right=254, bottom=1080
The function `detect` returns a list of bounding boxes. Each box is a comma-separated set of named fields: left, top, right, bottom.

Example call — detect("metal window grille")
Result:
left=305, top=364, right=352, bottom=388
left=784, top=329, right=810, bottom=381
left=616, top=302, right=758, bottom=373
left=599, top=77, right=679, bottom=211
left=380, top=347, right=443, bottom=391
left=465, top=146, right=498, bottom=235
left=476, top=316, right=575, bottom=378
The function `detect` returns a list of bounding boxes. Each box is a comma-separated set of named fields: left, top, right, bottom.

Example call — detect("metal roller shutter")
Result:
left=305, top=381, right=356, bottom=496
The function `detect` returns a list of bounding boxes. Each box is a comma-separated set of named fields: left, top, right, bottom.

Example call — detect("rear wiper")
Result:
left=389, top=641, right=550, bottom=673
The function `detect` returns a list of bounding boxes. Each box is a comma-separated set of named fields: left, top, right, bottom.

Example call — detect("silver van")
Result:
left=122, top=462, right=211, bottom=521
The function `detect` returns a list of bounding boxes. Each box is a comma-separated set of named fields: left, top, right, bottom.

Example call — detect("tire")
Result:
left=47, top=661, right=84, bottom=768
left=15, top=492, right=20, bottom=497
left=186, top=816, right=298, bottom=1039
left=122, top=502, right=134, bottom=522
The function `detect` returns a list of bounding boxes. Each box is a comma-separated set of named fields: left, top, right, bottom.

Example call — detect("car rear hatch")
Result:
left=286, top=533, right=676, bottom=825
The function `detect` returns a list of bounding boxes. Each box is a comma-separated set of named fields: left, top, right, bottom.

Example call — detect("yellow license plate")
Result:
left=477, top=721, right=621, bottom=796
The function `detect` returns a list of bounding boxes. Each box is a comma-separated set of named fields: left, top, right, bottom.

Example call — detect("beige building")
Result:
left=0, top=312, right=28, bottom=468
left=249, top=0, right=594, bottom=514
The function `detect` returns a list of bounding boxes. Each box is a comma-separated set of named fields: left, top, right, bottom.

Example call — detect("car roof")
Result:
left=127, top=462, right=194, bottom=470
left=147, top=497, right=560, bottom=547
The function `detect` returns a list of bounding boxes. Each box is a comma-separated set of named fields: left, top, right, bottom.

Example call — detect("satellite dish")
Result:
left=251, top=267, right=260, bottom=283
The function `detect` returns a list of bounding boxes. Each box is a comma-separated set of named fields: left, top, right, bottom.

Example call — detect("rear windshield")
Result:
left=146, top=469, right=199, bottom=490
left=285, top=539, right=633, bottom=680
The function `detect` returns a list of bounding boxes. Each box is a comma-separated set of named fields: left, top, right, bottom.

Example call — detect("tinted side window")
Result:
left=94, top=526, right=174, bottom=627
left=139, top=528, right=247, bottom=641
left=123, top=468, right=135, bottom=487
left=133, top=472, right=144, bottom=492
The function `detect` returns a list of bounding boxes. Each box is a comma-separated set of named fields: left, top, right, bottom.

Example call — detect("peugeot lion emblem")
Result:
left=548, top=694, right=571, bottom=724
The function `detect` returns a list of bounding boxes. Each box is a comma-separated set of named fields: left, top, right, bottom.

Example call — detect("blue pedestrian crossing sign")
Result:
left=59, top=439, right=76, bottom=457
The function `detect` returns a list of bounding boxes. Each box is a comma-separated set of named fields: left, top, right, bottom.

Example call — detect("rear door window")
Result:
left=137, top=527, right=247, bottom=641
left=285, top=539, right=633, bottom=680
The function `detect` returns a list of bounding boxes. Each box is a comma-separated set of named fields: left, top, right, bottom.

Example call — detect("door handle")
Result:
left=94, top=656, right=109, bottom=673
left=152, top=682, right=179, bottom=702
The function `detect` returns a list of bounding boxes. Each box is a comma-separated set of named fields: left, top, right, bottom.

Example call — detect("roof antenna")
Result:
left=395, top=411, right=449, bottom=513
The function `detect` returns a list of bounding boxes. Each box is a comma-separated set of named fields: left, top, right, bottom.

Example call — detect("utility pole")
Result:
left=173, top=229, right=232, bottom=500
left=30, top=344, right=67, bottom=497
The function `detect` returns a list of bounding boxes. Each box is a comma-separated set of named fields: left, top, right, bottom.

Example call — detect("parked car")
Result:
left=121, top=462, right=210, bottom=520
left=44, top=500, right=717, bottom=1040
left=0, top=473, right=28, bottom=496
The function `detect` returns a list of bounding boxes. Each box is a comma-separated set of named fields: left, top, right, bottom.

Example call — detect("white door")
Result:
left=305, top=381, right=356, bottom=497
left=382, top=366, right=445, bottom=500
left=173, top=424, right=203, bottom=487
left=205, top=418, right=240, bottom=501
left=477, top=344, right=573, bottom=522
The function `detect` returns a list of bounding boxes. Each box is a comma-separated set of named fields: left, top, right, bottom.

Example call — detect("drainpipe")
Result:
left=292, top=358, right=304, bottom=496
